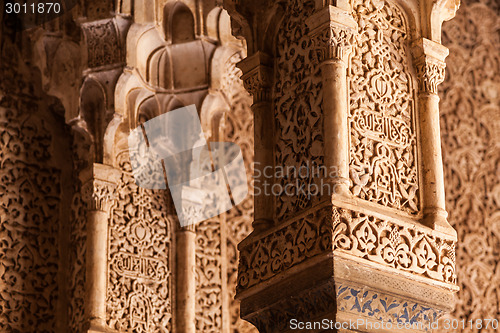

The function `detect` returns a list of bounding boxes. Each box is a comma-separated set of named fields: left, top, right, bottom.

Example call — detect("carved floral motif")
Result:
left=332, top=208, right=456, bottom=284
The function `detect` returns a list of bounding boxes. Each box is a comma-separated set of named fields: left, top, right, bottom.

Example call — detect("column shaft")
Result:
left=253, top=100, right=274, bottom=231
left=321, top=58, right=350, bottom=195
left=86, top=210, right=109, bottom=326
left=176, top=229, right=196, bottom=333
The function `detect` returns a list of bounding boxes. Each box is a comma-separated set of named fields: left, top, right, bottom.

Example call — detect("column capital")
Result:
left=79, top=163, right=121, bottom=211
left=412, top=38, right=449, bottom=94
left=306, top=6, right=357, bottom=63
left=237, top=51, right=273, bottom=103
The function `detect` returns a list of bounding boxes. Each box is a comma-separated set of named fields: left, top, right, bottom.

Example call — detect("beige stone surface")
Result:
left=0, top=0, right=497, bottom=332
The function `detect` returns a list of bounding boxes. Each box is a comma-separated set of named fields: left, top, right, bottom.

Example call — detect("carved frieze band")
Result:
left=237, top=205, right=456, bottom=293
left=332, top=208, right=456, bottom=284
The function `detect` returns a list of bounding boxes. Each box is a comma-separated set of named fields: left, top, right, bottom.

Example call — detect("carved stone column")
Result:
left=80, top=163, right=120, bottom=332
left=176, top=224, right=196, bottom=333
left=307, top=6, right=357, bottom=197
left=237, top=52, right=274, bottom=233
left=224, top=0, right=461, bottom=331
left=412, top=38, right=454, bottom=236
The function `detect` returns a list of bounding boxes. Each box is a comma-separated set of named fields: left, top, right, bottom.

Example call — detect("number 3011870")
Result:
left=5, top=2, right=61, bottom=14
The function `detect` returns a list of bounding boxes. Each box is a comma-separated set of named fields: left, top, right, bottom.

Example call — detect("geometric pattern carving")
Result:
left=440, top=0, right=500, bottom=328
left=106, top=153, right=173, bottom=332
left=349, top=0, right=420, bottom=214
left=274, top=0, right=324, bottom=220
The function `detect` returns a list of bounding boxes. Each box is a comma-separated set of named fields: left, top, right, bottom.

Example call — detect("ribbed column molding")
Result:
left=411, top=38, right=455, bottom=237
left=238, top=52, right=274, bottom=233
left=79, top=163, right=121, bottom=332
left=307, top=5, right=357, bottom=198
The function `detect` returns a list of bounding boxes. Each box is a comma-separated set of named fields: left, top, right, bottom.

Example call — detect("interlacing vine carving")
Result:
left=349, top=0, right=420, bottom=214
left=274, top=0, right=324, bottom=220
left=439, top=0, right=500, bottom=330
left=107, top=152, right=173, bottom=332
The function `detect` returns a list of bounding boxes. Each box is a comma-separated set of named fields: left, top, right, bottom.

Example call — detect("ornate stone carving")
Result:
left=311, top=23, right=355, bottom=61
left=332, top=207, right=456, bottom=284
left=237, top=203, right=456, bottom=294
left=195, top=219, right=223, bottom=332
left=82, top=18, right=126, bottom=69
left=239, top=56, right=273, bottom=103
left=349, top=0, right=420, bottom=214
left=274, top=0, right=324, bottom=220
left=237, top=204, right=332, bottom=292
left=81, top=178, right=118, bottom=211
left=106, top=153, right=173, bottom=332
left=0, top=35, right=64, bottom=332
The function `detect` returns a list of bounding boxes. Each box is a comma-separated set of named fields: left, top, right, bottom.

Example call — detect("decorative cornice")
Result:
left=79, top=163, right=121, bottom=211
left=237, top=204, right=457, bottom=294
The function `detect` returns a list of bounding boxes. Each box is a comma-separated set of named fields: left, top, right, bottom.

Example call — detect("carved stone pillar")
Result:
left=307, top=6, right=357, bottom=197
left=412, top=38, right=454, bottom=236
left=80, top=163, right=120, bottom=332
left=237, top=52, right=274, bottom=233
left=224, top=0, right=461, bottom=331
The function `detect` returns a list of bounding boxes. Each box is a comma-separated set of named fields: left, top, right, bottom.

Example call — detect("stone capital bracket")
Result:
left=237, top=51, right=273, bottom=103
left=306, top=5, right=358, bottom=63
left=79, top=163, right=121, bottom=212
left=412, top=38, right=449, bottom=95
